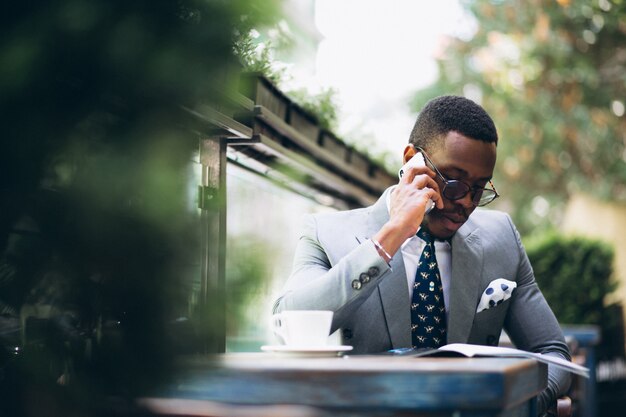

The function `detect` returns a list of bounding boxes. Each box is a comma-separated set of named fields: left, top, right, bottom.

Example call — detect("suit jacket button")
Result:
left=343, top=328, right=353, bottom=339
left=359, top=273, right=370, bottom=283
left=486, top=335, right=498, bottom=346
left=368, top=267, right=380, bottom=277
left=351, top=280, right=362, bottom=290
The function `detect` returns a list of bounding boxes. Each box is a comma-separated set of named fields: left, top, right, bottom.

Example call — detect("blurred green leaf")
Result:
left=0, top=0, right=280, bottom=415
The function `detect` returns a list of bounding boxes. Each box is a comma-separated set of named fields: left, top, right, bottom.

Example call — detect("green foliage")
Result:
left=288, top=87, right=340, bottom=131
left=225, top=236, right=273, bottom=338
left=235, top=25, right=367, bottom=167
left=525, top=232, right=623, bottom=354
left=233, top=28, right=341, bottom=132
left=411, top=0, right=626, bottom=234
left=235, top=38, right=397, bottom=176
left=0, top=0, right=278, bottom=415
left=233, top=29, right=287, bottom=85
left=526, top=232, right=616, bottom=323
left=233, top=21, right=398, bottom=177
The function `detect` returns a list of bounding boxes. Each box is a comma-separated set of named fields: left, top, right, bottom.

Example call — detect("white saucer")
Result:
left=261, top=345, right=353, bottom=357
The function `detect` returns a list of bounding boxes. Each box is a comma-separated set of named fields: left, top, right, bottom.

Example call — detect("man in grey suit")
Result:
left=274, top=95, right=571, bottom=414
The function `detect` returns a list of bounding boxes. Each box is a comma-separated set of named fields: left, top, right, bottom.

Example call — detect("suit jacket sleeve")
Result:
left=272, top=213, right=390, bottom=333
left=502, top=214, right=572, bottom=413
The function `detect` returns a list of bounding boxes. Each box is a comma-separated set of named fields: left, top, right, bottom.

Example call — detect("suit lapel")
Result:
left=363, top=188, right=411, bottom=348
left=361, top=189, right=488, bottom=348
left=378, top=251, right=411, bottom=348
left=447, top=222, right=484, bottom=343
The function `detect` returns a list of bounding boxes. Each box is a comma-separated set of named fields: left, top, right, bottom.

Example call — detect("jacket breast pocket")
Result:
left=466, top=298, right=511, bottom=346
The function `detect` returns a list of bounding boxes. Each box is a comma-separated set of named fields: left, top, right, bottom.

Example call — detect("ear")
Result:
left=403, top=144, right=418, bottom=164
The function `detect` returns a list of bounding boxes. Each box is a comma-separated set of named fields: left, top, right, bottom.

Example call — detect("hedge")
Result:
left=525, top=232, right=624, bottom=357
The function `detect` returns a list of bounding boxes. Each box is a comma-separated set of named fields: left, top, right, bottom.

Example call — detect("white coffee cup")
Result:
left=271, top=310, right=333, bottom=347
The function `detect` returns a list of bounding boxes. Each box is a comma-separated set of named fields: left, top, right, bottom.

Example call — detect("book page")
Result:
left=440, top=343, right=531, bottom=357
left=438, top=343, right=590, bottom=378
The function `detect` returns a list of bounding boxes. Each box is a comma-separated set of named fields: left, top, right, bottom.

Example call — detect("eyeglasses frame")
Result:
left=416, top=147, right=500, bottom=207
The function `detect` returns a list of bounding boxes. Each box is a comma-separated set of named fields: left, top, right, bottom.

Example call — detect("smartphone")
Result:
left=398, top=152, right=435, bottom=213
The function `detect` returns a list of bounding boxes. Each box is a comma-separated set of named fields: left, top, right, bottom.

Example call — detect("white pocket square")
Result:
left=476, top=278, right=517, bottom=313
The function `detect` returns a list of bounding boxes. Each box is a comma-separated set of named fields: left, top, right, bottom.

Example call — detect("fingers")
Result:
left=411, top=173, right=440, bottom=195
left=424, top=186, right=444, bottom=210
left=397, top=166, right=444, bottom=210
left=400, top=165, right=436, bottom=184
left=400, top=165, right=438, bottom=191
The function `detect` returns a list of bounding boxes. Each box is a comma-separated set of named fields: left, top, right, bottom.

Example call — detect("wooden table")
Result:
left=149, top=353, right=548, bottom=417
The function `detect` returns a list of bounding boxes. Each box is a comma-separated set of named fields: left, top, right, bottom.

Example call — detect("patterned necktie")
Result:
left=410, top=227, right=447, bottom=349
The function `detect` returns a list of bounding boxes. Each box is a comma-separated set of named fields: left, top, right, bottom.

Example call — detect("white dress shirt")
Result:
left=386, top=187, right=451, bottom=314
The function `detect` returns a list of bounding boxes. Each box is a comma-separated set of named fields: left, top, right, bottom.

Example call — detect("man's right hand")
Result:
left=372, top=165, right=443, bottom=259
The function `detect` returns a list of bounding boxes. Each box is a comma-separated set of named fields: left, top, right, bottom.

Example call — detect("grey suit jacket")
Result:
left=274, top=188, right=571, bottom=412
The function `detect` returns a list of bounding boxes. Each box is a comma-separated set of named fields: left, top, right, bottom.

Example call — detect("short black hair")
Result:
left=409, top=95, right=498, bottom=151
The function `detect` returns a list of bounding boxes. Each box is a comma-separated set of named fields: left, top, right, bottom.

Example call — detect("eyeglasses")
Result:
left=417, top=147, right=499, bottom=207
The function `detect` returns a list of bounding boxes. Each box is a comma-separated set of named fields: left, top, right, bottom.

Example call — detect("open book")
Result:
left=397, top=343, right=589, bottom=378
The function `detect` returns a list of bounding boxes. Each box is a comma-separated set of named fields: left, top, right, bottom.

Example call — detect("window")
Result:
left=224, top=163, right=336, bottom=351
